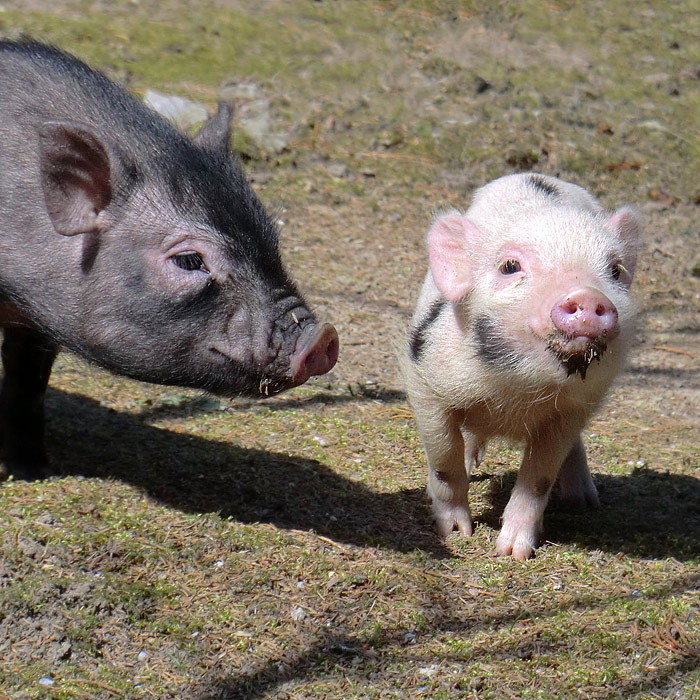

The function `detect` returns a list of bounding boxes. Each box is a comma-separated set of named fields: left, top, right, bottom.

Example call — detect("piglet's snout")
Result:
left=551, top=287, right=619, bottom=340
left=289, top=322, right=339, bottom=386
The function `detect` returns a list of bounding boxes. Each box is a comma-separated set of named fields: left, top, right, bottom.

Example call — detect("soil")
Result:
left=0, top=2, right=698, bottom=699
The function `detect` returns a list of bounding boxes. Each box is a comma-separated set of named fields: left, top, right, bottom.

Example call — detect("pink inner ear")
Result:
left=427, top=213, right=479, bottom=302
left=608, top=207, right=642, bottom=279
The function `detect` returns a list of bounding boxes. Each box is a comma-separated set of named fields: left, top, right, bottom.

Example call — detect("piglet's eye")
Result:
left=610, top=262, right=626, bottom=281
left=499, top=259, right=521, bottom=275
left=172, top=251, right=209, bottom=273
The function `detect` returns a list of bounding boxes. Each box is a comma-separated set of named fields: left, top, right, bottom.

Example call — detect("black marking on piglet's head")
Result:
left=529, top=175, right=559, bottom=198
left=410, top=299, right=446, bottom=361
left=474, top=314, right=523, bottom=371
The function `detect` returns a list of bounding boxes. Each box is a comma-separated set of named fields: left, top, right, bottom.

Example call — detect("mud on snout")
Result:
left=546, top=332, right=610, bottom=380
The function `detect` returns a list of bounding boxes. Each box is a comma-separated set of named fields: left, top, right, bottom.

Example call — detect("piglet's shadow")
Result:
left=44, top=388, right=447, bottom=556
left=480, top=468, right=700, bottom=561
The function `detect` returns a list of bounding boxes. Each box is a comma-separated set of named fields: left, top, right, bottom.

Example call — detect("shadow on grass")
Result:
left=34, top=389, right=700, bottom=700
left=480, top=467, right=700, bottom=561
left=140, top=386, right=407, bottom=423
left=626, top=362, right=700, bottom=392
left=44, top=388, right=446, bottom=557
left=40, top=387, right=700, bottom=561
left=188, top=585, right=700, bottom=700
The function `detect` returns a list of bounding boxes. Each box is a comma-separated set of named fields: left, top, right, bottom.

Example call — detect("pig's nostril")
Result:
left=551, top=287, right=618, bottom=340
left=290, top=323, right=339, bottom=385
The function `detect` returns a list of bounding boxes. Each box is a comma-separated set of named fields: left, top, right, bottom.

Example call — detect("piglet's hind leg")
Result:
left=553, top=437, right=600, bottom=509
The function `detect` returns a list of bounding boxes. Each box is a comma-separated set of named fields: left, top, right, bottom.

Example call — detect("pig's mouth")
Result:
left=207, top=321, right=338, bottom=398
left=546, top=333, right=608, bottom=381
left=204, top=347, right=293, bottom=397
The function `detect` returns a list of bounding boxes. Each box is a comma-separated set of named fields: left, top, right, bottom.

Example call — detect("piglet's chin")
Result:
left=546, top=333, right=609, bottom=381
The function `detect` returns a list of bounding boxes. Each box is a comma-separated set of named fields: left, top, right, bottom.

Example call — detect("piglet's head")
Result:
left=427, top=211, right=481, bottom=302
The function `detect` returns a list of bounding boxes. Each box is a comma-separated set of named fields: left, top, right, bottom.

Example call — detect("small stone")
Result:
left=219, top=81, right=261, bottom=101
left=327, top=162, right=349, bottom=178
left=290, top=606, right=307, bottom=621
left=143, top=90, right=209, bottom=131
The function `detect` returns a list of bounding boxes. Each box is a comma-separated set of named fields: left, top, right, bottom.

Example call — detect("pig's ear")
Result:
left=38, top=122, right=112, bottom=237
left=608, top=206, right=642, bottom=278
left=427, top=212, right=479, bottom=302
left=193, top=101, right=234, bottom=154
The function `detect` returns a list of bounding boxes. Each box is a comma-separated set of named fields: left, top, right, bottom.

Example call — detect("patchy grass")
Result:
left=1, top=1, right=699, bottom=698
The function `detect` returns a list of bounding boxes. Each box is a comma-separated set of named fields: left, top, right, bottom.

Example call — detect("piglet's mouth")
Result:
left=546, top=334, right=608, bottom=380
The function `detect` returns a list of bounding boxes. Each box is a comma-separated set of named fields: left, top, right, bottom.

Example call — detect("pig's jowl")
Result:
left=0, top=41, right=338, bottom=479
left=403, top=173, right=641, bottom=559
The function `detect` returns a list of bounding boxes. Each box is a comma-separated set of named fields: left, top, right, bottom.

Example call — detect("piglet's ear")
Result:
left=427, top=212, right=479, bottom=302
left=193, top=101, right=234, bottom=154
left=608, top=206, right=642, bottom=279
left=39, top=121, right=112, bottom=236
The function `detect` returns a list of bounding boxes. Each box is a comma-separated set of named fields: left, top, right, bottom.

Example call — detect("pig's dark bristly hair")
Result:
left=167, top=150, right=286, bottom=277
left=529, top=175, right=559, bottom=198
left=0, top=40, right=284, bottom=276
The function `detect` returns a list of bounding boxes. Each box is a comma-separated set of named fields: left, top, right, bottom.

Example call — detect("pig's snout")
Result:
left=551, top=287, right=619, bottom=341
left=289, top=322, right=339, bottom=386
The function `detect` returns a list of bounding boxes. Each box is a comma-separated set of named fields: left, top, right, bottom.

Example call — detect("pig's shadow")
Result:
left=44, top=388, right=446, bottom=556
left=38, top=389, right=700, bottom=561
left=478, top=468, right=700, bottom=561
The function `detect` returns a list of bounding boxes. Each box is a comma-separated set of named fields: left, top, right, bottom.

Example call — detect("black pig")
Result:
left=0, top=41, right=338, bottom=479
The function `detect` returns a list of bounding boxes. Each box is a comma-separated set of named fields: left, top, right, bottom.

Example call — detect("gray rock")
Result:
left=143, top=89, right=209, bottom=131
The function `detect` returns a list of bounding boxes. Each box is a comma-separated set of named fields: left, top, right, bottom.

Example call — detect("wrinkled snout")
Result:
left=289, top=322, right=339, bottom=386
left=551, top=287, right=619, bottom=341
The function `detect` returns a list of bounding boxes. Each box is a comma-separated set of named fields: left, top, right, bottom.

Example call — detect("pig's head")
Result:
left=427, top=199, right=641, bottom=390
left=34, top=103, right=338, bottom=396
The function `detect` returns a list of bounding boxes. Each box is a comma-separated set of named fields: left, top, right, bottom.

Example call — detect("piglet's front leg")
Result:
left=496, top=430, right=582, bottom=560
left=419, top=409, right=474, bottom=537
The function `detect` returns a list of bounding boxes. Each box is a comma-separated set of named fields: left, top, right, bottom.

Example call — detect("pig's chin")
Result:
left=205, top=349, right=295, bottom=398
left=545, top=333, right=608, bottom=381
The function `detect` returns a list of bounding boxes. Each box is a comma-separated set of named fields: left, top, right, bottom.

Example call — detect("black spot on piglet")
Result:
left=409, top=299, right=446, bottom=361
left=474, top=314, right=522, bottom=370
left=529, top=175, right=559, bottom=198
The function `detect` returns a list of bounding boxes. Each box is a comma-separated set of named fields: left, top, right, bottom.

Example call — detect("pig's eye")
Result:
left=172, top=251, right=209, bottom=273
left=610, top=262, right=626, bottom=281
left=499, top=259, right=521, bottom=275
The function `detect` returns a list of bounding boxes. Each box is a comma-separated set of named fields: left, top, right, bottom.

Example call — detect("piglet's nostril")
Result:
left=551, top=287, right=619, bottom=340
left=561, top=300, right=579, bottom=315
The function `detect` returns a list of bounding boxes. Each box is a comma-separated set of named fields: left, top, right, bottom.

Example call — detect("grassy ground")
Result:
left=1, top=1, right=699, bottom=698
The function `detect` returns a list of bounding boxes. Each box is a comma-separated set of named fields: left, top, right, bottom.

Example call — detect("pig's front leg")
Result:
left=553, top=437, right=600, bottom=509
left=496, top=431, right=581, bottom=559
left=0, top=327, right=58, bottom=480
left=418, top=406, right=478, bottom=537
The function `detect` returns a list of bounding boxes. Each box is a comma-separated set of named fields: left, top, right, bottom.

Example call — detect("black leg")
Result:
left=0, top=327, right=58, bottom=480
